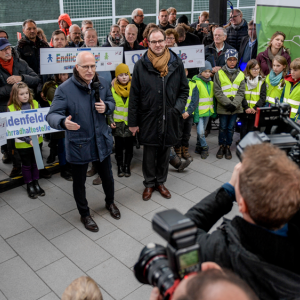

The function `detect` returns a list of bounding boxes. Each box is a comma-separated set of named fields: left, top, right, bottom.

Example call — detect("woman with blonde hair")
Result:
left=61, top=276, right=102, bottom=300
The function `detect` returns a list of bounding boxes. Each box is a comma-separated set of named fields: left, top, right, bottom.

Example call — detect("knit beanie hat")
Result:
left=199, top=60, right=212, bottom=74
left=115, top=63, right=130, bottom=77
left=225, top=49, right=238, bottom=62
left=177, top=15, right=189, bottom=25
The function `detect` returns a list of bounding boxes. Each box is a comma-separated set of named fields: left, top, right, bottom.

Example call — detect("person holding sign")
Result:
left=7, top=83, right=45, bottom=199
left=47, top=51, right=121, bottom=232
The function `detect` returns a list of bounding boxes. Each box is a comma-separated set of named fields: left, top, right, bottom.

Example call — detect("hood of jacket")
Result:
left=58, top=13, right=72, bottom=28
left=222, top=218, right=300, bottom=300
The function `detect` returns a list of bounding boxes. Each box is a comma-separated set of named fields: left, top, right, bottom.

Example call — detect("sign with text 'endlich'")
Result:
left=125, top=45, right=205, bottom=73
left=40, top=47, right=123, bottom=75
left=2, top=107, right=61, bottom=140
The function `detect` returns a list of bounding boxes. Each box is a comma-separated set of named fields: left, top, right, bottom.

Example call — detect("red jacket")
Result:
left=50, top=14, right=72, bottom=46
left=256, top=47, right=291, bottom=76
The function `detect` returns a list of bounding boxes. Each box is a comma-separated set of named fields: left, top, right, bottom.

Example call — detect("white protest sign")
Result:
left=40, top=47, right=123, bottom=75
left=0, top=118, right=7, bottom=146
left=125, top=45, right=205, bottom=73
left=2, top=107, right=60, bottom=140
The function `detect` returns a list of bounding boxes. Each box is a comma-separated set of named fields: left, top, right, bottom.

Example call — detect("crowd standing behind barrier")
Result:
left=0, top=7, right=300, bottom=299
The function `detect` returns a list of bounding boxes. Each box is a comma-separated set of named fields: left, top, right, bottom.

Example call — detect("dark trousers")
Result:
left=7, top=139, right=21, bottom=167
left=176, top=115, right=193, bottom=148
left=71, top=156, right=114, bottom=217
left=114, top=136, right=134, bottom=165
left=240, top=115, right=256, bottom=140
left=142, top=145, right=171, bottom=188
left=218, top=114, right=238, bottom=146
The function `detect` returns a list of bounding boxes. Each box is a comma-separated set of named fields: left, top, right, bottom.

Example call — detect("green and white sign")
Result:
left=256, top=0, right=300, bottom=60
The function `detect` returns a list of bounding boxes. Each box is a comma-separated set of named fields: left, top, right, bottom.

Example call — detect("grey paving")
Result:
left=0, top=127, right=241, bottom=300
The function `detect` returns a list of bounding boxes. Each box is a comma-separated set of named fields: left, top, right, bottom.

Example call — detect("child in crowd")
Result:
left=240, top=59, right=266, bottom=139
left=193, top=61, right=216, bottom=159
left=174, top=69, right=198, bottom=161
left=42, top=73, right=72, bottom=181
left=265, top=55, right=287, bottom=106
left=108, top=63, right=133, bottom=177
left=214, top=49, right=245, bottom=160
left=282, top=58, right=300, bottom=121
left=7, top=83, right=45, bottom=199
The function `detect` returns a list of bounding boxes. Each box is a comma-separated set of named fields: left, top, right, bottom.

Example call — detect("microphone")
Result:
left=92, top=82, right=100, bottom=102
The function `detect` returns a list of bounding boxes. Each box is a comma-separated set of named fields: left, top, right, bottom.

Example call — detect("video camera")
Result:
left=237, top=100, right=300, bottom=167
left=134, top=209, right=201, bottom=300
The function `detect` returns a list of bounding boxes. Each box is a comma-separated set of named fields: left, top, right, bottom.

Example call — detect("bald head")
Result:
left=75, top=52, right=96, bottom=84
left=69, top=24, right=81, bottom=44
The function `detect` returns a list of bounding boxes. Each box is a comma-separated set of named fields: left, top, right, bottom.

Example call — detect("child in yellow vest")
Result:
left=7, top=83, right=45, bottom=199
left=282, top=58, right=300, bottom=121
left=108, top=63, right=133, bottom=177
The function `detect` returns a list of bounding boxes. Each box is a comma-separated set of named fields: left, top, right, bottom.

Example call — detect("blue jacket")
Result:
left=46, top=70, right=115, bottom=164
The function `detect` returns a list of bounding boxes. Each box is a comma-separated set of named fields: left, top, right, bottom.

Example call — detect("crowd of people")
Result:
left=0, top=6, right=300, bottom=300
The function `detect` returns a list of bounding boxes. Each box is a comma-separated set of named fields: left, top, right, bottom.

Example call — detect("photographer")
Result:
left=185, top=143, right=300, bottom=299
left=149, top=262, right=258, bottom=300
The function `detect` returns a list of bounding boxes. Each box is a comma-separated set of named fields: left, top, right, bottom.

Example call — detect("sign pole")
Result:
left=31, top=136, right=44, bottom=170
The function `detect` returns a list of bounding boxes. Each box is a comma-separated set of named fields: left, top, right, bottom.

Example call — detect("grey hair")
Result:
left=110, top=24, right=120, bottom=32
left=69, top=24, right=81, bottom=33
left=131, top=8, right=143, bottom=19
left=125, top=24, right=138, bottom=33
left=214, top=27, right=227, bottom=36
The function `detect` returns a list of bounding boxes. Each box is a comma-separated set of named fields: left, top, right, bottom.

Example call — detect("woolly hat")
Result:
left=115, top=63, right=130, bottom=77
left=225, top=49, right=238, bottom=61
left=177, top=15, right=189, bottom=25
left=199, top=60, right=212, bottom=74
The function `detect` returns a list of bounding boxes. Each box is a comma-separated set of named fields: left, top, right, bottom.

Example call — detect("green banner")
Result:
left=256, top=3, right=300, bottom=60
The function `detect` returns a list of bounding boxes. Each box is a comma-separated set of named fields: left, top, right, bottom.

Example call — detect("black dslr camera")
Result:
left=237, top=100, right=300, bottom=167
left=134, top=209, right=201, bottom=300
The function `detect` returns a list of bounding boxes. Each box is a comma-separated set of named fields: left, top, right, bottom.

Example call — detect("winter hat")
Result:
left=225, top=49, right=238, bottom=62
left=115, top=63, right=130, bottom=77
left=0, top=38, right=11, bottom=51
left=177, top=15, right=189, bottom=25
left=199, top=60, right=212, bottom=74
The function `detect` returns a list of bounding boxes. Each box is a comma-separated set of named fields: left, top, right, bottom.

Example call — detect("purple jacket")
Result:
left=256, top=47, right=291, bottom=76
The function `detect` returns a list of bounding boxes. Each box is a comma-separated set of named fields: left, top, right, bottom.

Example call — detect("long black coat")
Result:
left=128, top=49, right=189, bottom=147
left=226, top=19, right=248, bottom=52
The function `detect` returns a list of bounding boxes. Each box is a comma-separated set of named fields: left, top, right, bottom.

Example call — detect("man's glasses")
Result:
left=149, top=40, right=165, bottom=45
left=229, top=14, right=241, bottom=19
left=0, top=46, right=11, bottom=52
left=78, top=64, right=96, bottom=71
left=136, top=14, right=144, bottom=17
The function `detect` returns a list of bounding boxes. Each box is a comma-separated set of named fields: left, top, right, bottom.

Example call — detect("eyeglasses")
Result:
left=252, top=68, right=260, bottom=72
left=136, top=14, right=144, bottom=17
left=149, top=40, right=165, bottom=45
left=227, top=58, right=237, bottom=62
left=78, top=64, right=96, bottom=71
left=0, top=46, right=11, bottom=52
left=166, top=37, right=175, bottom=40
left=229, top=14, right=241, bottom=19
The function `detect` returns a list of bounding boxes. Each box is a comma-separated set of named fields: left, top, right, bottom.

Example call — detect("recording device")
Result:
left=237, top=100, right=300, bottom=167
left=92, top=82, right=100, bottom=102
left=134, top=209, right=201, bottom=299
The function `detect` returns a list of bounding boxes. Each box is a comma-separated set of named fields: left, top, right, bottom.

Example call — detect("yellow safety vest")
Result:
left=185, top=80, right=196, bottom=112
left=219, top=69, right=245, bottom=98
left=195, top=80, right=214, bottom=115
left=112, top=87, right=129, bottom=125
left=245, top=79, right=264, bottom=109
left=8, top=100, right=43, bottom=149
left=265, top=75, right=284, bottom=105
left=283, top=81, right=300, bottom=120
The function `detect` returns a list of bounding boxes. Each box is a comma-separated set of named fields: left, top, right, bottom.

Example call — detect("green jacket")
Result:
left=213, top=65, right=245, bottom=115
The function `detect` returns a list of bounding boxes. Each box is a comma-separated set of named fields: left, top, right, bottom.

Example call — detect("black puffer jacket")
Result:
left=128, top=49, right=189, bottom=147
left=131, top=20, right=147, bottom=43
left=0, top=48, right=40, bottom=107
left=185, top=188, right=300, bottom=300
left=226, top=19, right=248, bottom=51
left=16, top=35, right=49, bottom=75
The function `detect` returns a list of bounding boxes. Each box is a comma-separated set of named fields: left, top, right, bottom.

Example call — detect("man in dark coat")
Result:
left=158, top=9, right=175, bottom=31
left=0, top=38, right=40, bottom=177
left=47, top=51, right=121, bottom=232
left=226, top=10, right=248, bottom=51
left=131, top=8, right=147, bottom=43
left=128, top=29, right=189, bottom=201
left=185, top=143, right=300, bottom=300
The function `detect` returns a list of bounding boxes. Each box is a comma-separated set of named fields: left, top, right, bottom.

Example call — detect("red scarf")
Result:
left=0, top=57, right=13, bottom=75
left=285, top=74, right=300, bottom=85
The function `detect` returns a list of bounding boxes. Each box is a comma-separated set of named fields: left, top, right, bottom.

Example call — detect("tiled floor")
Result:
left=0, top=126, right=241, bottom=300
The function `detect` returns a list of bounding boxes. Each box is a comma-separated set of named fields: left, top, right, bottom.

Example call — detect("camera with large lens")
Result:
left=134, top=209, right=201, bottom=299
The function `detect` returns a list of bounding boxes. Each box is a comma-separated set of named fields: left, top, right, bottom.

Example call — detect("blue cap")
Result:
left=0, top=38, right=11, bottom=51
left=225, top=49, right=238, bottom=61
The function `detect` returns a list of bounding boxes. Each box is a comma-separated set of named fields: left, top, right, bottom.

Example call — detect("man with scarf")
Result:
left=102, top=25, right=125, bottom=47
left=47, top=51, right=121, bottom=233
left=128, top=28, right=189, bottom=201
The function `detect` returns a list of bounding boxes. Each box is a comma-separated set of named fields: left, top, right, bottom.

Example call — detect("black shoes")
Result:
left=106, top=203, right=121, bottom=220
left=32, top=180, right=45, bottom=196
left=201, top=147, right=209, bottom=159
left=225, top=146, right=232, bottom=160
left=124, top=165, right=131, bottom=177
left=40, top=168, right=52, bottom=179
left=216, top=145, right=225, bottom=159
left=117, top=165, right=124, bottom=177
left=81, top=216, right=99, bottom=232
left=27, top=182, right=38, bottom=199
